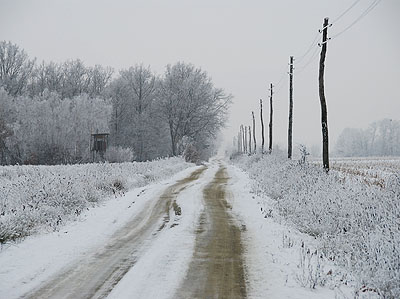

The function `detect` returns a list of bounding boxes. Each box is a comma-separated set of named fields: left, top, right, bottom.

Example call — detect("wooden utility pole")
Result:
left=252, top=111, right=256, bottom=153
left=269, top=83, right=273, bottom=154
left=238, top=130, right=241, bottom=153
left=319, top=17, right=330, bottom=172
left=288, top=56, right=294, bottom=159
left=240, top=125, right=246, bottom=153
left=244, top=125, right=248, bottom=153
left=260, top=99, right=265, bottom=153
left=248, top=126, right=252, bottom=154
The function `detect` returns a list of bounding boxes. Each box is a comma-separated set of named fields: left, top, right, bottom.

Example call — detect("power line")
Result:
left=274, top=75, right=287, bottom=95
left=295, top=31, right=320, bottom=64
left=331, top=0, right=363, bottom=23
left=296, top=45, right=320, bottom=74
left=274, top=70, right=287, bottom=88
left=295, top=0, right=382, bottom=73
left=331, top=0, right=382, bottom=40
left=267, top=0, right=382, bottom=104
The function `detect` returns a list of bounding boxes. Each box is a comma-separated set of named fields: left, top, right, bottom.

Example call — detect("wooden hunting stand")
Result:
left=90, top=133, right=109, bottom=162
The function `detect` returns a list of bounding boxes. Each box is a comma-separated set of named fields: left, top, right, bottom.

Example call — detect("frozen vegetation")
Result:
left=232, top=152, right=400, bottom=298
left=0, top=157, right=191, bottom=245
left=335, top=119, right=400, bottom=157
left=0, top=41, right=231, bottom=165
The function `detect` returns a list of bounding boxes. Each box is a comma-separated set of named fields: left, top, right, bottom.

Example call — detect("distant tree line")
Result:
left=0, top=41, right=231, bottom=165
left=335, top=119, right=400, bottom=157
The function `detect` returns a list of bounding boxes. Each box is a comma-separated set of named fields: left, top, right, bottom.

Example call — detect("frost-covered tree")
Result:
left=86, top=64, right=113, bottom=98
left=157, top=62, right=231, bottom=157
left=0, top=41, right=35, bottom=96
left=0, top=41, right=231, bottom=164
left=28, top=61, right=63, bottom=96
left=28, top=60, right=113, bottom=99
left=109, top=65, right=164, bottom=161
left=5, top=92, right=111, bottom=164
left=0, top=89, right=16, bottom=164
left=335, top=119, right=400, bottom=156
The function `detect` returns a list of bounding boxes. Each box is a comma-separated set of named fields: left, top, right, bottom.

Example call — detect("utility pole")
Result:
left=252, top=111, right=256, bottom=153
left=319, top=17, right=330, bottom=172
left=260, top=99, right=265, bottom=153
left=244, top=125, right=248, bottom=154
left=288, top=56, right=294, bottom=159
left=248, top=126, right=252, bottom=154
left=241, top=125, right=245, bottom=153
left=237, top=130, right=241, bottom=153
left=269, top=83, right=273, bottom=154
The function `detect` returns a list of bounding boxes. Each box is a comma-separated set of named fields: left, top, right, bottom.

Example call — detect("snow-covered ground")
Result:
left=227, top=163, right=353, bottom=298
left=0, top=157, right=192, bottom=244
left=232, top=152, right=400, bottom=299
left=0, top=164, right=202, bottom=298
left=0, top=157, right=363, bottom=299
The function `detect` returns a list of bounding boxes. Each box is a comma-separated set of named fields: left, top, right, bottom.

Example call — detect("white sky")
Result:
left=1, top=0, right=399, bottom=151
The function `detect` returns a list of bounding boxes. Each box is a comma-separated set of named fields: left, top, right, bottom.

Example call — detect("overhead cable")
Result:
left=331, top=0, right=382, bottom=40
left=331, top=0, right=363, bottom=23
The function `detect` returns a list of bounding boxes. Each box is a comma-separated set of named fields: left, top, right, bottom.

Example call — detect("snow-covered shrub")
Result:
left=232, top=153, right=400, bottom=298
left=296, top=244, right=326, bottom=289
left=184, top=144, right=200, bottom=164
left=0, top=157, right=191, bottom=244
left=105, top=146, right=135, bottom=163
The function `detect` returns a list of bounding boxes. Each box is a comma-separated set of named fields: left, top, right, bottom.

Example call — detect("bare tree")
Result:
left=87, top=65, right=113, bottom=98
left=0, top=41, right=35, bottom=96
left=61, top=59, right=89, bottom=99
left=109, top=65, right=157, bottom=161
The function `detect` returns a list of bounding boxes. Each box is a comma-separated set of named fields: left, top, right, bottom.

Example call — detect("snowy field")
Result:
left=0, top=157, right=192, bottom=245
left=311, top=157, right=400, bottom=188
left=232, top=153, right=400, bottom=298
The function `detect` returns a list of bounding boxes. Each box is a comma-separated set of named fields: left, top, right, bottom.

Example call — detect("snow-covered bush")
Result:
left=232, top=152, right=400, bottom=298
left=0, top=157, right=191, bottom=244
left=184, top=144, right=200, bottom=164
left=105, top=146, right=135, bottom=163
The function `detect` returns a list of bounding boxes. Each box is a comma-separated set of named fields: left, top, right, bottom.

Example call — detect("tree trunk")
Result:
left=169, top=121, right=177, bottom=156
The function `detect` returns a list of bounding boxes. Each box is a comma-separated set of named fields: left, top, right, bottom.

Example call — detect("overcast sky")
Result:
left=1, top=0, right=399, bottom=152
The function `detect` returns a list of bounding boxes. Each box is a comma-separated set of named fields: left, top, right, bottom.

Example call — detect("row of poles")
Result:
left=237, top=17, right=330, bottom=172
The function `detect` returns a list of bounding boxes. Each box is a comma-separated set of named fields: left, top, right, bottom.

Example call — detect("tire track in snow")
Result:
left=176, top=163, right=247, bottom=298
left=22, top=166, right=206, bottom=299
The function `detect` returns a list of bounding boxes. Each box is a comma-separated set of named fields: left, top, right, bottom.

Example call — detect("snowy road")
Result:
left=1, top=159, right=344, bottom=299
left=14, top=161, right=248, bottom=299
left=23, top=167, right=208, bottom=299
left=176, top=164, right=247, bottom=298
